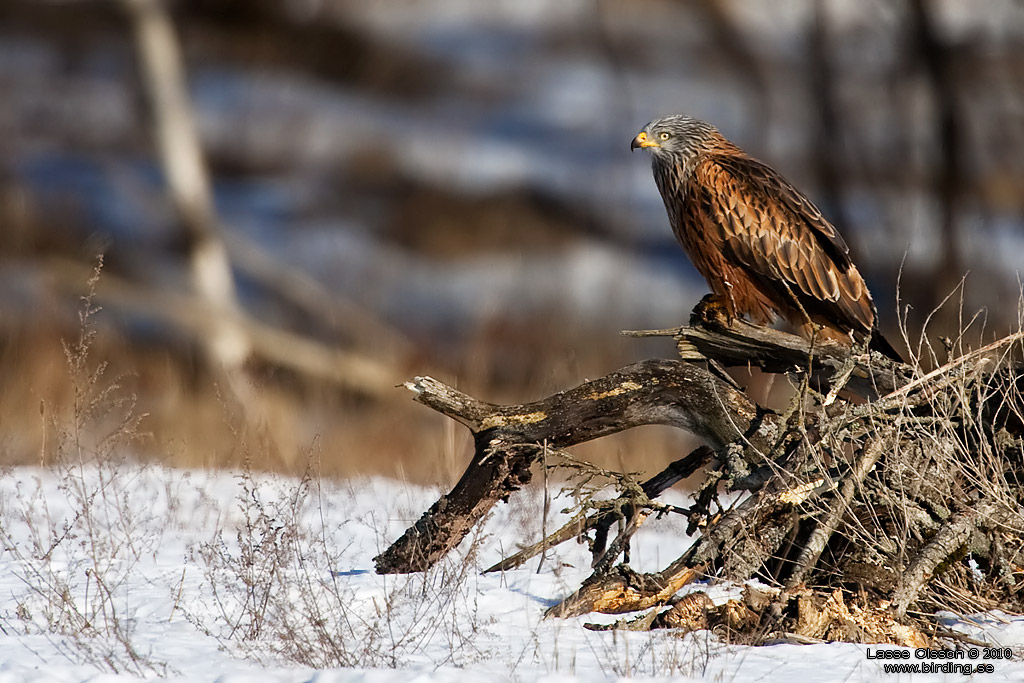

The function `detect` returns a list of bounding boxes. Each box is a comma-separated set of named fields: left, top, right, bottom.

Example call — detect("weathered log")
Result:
left=545, top=564, right=705, bottom=619
left=376, top=320, right=913, bottom=577
left=625, top=317, right=907, bottom=396
left=374, top=359, right=777, bottom=574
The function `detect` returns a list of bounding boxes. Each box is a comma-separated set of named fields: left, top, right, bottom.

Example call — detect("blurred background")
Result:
left=2, top=0, right=1023, bottom=483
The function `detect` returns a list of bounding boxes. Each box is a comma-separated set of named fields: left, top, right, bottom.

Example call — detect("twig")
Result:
left=880, top=330, right=1024, bottom=403
left=536, top=440, right=551, bottom=574
left=482, top=446, right=713, bottom=574
left=483, top=510, right=589, bottom=574
left=621, top=327, right=682, bottom=338
left=591, top=509, right=651, bottom=574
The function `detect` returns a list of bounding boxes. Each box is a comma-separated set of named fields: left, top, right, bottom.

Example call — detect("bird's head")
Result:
left=631, top=115, right=719, bottom=167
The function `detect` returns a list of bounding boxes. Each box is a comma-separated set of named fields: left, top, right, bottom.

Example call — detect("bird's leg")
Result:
left=690, top=293, right=732, bottom=328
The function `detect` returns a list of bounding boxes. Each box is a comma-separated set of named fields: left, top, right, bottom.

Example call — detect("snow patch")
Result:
left=1, top=464, right=1023, bottom=681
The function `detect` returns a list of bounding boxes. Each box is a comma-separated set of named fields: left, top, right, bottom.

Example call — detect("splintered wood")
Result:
left=546, top=565, right=704, bottom=619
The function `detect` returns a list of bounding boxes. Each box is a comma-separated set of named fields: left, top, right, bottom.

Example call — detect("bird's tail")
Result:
left=870, top=327, right=904, bottom=364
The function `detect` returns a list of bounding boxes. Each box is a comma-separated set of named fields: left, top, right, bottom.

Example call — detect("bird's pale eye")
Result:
left=659, top=132, right=670, bottom=141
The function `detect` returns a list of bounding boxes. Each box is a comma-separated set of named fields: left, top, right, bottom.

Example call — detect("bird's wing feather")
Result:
left=693, top=153, right=875, bottom=331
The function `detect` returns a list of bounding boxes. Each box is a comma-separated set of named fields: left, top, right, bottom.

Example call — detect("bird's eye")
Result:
left=659, top=132, right=670, bottom=141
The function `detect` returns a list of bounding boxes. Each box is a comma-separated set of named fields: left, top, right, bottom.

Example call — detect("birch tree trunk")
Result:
left=122, top=0, right=250, bottom=373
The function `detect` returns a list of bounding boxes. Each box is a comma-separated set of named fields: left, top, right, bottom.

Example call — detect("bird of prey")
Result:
left=632, top=114, right=902, bottom=361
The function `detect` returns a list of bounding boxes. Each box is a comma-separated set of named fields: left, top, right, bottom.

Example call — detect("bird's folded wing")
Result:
left=693, top=154, right=874, bottom=332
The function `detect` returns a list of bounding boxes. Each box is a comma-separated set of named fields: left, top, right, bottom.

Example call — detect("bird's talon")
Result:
left=690, top=295, right=731, bottom=329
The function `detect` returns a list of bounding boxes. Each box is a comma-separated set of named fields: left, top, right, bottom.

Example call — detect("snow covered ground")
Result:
left=1, top=462, right=1023, bottom=682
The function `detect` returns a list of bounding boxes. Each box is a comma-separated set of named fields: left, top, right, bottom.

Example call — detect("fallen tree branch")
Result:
left=786, top=437, right=890, bottom=587
left=374, top=359, right=777, bottom=573
left=624, top=318, right=906, bottom=396
left=545, top=564, right=706, bottom=619
left=891, top=500, right=1008, bottom=617
left=544, top=465, right=829, bottom=619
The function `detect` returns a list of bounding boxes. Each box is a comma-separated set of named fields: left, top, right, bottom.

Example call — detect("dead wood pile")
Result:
left=375, top=317, right=1024, bottom=646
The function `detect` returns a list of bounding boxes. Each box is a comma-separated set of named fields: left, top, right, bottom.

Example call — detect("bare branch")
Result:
left=625, top=318, right=906, bottom=396
left=121, top=0, right=250, bottom=372
left=46, top=258, right=400, bottom=396
left=891, top=500, right=1009, bottom=617
left=786, top=437, right=889, bottom=587
left=374, top=360, right=776, bottom=574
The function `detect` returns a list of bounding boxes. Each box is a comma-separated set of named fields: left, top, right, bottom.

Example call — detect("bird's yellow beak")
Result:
left=631, top=131, right=659, bottom=151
